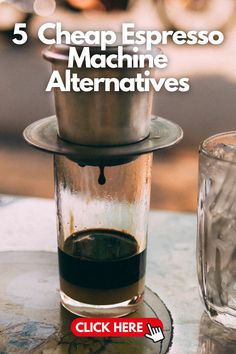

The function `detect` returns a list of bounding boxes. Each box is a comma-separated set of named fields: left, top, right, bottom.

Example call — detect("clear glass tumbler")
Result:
left=54, top=153, right=153, bottom=317
left=198, top=132, right=236, bottom=328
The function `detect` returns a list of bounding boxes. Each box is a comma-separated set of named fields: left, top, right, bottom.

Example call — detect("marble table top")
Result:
left=0, top=195, right=235, bottom=354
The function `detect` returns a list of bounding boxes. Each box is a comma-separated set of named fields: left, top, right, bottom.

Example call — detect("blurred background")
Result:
left=0, top=0, right=236, bottom=212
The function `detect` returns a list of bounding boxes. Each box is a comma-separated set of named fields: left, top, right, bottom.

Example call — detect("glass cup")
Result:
left=54, top=153, right=153, bottom=317
left=197, top=132, right=236, bottom=328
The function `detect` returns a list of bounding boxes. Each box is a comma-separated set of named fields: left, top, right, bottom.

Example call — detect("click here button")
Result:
left=71, top=318, right=163, bottom=337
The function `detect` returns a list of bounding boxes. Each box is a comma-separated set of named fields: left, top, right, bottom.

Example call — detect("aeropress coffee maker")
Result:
left=23, top=44, right=183, bottom=317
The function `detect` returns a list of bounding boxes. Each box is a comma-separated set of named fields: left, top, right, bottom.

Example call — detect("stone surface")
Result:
left=0, top=196, right=235, bottom=353
left=0, top=252, right=172, bottom=353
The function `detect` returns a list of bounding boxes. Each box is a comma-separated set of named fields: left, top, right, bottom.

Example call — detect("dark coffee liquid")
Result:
left=58, top=229, right=146, bottom=290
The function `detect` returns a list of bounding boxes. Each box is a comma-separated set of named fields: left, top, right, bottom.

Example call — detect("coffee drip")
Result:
left=98, top=166, right=106, bottom=185
left=80, top=164, right=106, bottom=185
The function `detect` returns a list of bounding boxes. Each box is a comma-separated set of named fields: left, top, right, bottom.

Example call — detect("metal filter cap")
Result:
left=23, top=116, right=183, bottom=166
left=43, top=44, right=161, bottom=147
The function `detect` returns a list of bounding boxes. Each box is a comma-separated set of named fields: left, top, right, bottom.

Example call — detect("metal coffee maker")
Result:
left=23, top=44, right=183, bottom=317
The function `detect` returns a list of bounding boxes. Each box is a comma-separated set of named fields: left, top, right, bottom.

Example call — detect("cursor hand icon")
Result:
left=145, top=323, right=165, bottom=343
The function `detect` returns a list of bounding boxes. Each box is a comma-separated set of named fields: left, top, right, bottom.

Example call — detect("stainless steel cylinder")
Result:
left=43, top=45, right=158, bottom=146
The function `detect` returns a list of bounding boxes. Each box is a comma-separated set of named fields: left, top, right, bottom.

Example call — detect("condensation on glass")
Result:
left=55, top=153, right=153, bottom=317
left=198, top=132, right=236, bottom=329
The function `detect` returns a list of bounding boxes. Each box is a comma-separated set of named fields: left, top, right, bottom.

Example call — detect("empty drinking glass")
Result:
left=198, top=132, right=236, bottom=328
